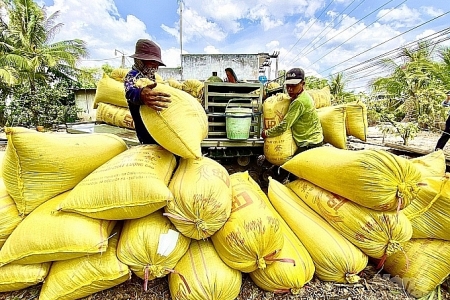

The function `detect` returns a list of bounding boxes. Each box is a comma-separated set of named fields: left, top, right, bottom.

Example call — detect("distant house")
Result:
left=73, top=88, right=97, bottom=121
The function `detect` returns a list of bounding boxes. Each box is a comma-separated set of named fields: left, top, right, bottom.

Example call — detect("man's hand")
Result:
left=140, top=82, right=171, bottom=111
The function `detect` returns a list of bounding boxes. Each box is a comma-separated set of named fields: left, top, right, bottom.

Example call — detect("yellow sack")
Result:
left=282, top=147, right=421, bottom=211
left=96, top=102, right=135, bottom=129
left=339, top=101, right=368, bottom=141
left=0, top=181, right=22, bottom=249
left=403, top=175, right=450, bottom=240
left=306, top=86, right=331, bottom=109
left=167, top=78, right=183, bottom=90
left=110, top=68, right=131, bottom=82
left=267, top=178, right=368, bottom=283
left=93, top=73, right=128, bottom=109
left=169, top=240, right=242, bottom=300
left=383, top=238, right=450, bottom=298
left=287, top=179, right=413, bottom=259
left=410, top=150, right=447, bottom=178
left=39, top=225, right=130, bottom=300
left=182, top=79, right=204, bottom=101
left=267, top=81, right=281, bottom=90
left=211, top=171, right=284, bottom=273
left=250, top=177, right=314, bottom=295
left=0, top=192, right=115, bottom=266
left=2, top=127, right=127, bottom=215
left=0, top=150, right=4, bottom=178
left=165, top=157, right=232, bottom=240
left=263, top=93, right=297, bottom=165
left=317, top=106, right=347, bottom=149
left=155, top=72, right=166, bottom=84
left=57, top=145, right=175, bottom=220
left=0, top=262, right=51, bottom=292
left=117, top=210, right=190, bottom=282
left=138, top=79, right=208, bottom=159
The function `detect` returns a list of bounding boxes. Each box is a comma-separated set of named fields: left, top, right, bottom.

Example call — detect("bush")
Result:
left=4, top=81, right=82, bottom=128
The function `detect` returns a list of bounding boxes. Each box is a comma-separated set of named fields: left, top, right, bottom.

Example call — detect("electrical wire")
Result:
left=320, top=11, right=450, bottom=76
left=281, top=0, right=336, bottom=63
left=288, top=0, right=398, bottom=66
left=306, top=0, right=408, bottom=69
left=293, top=0, right=366, bottom=61
left=331, top=27, right=450, bottom=77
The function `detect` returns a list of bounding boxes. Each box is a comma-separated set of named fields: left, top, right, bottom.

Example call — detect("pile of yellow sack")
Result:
left=93, top=69, right=204, bottom=131
left=93, top=68, right=208, bottom=159
left=263, top=87, right=368, bottom=165
left=0, top=126, right=449, bottom=299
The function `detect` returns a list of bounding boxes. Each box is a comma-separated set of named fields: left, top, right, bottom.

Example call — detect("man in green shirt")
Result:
left=261, top=67, right=324, bottom=154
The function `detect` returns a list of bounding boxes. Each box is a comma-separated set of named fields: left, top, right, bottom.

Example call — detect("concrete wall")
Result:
left=74, top=88, right=97, bottom=121
left=157, top=68, right=182, bottom=81
left=158, top=53, right=269, bottom=82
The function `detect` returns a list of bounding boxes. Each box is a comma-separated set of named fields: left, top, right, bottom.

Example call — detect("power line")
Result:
left=323, top=15, right=450, bottom=76
left=342, top=31, right=450, bottom=78
left=293, top=0, right=366, bottom=62
left=281, top=0, right=336, bottom=64
left=306, top=0, right=407, bottom=69
left=288, top=0, right=397, bottom=66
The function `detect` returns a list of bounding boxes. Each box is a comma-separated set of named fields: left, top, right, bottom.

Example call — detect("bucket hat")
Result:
left=130, top=39, right=166, bottom=66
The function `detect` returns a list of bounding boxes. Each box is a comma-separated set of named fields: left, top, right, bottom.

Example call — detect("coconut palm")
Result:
left=329, top=72, right=347, bottom=104
left=372, top=41, right=441, bottom=124
left=0, top=0, right=88, bottom=90
left=438, top=47, right=450, bottom=89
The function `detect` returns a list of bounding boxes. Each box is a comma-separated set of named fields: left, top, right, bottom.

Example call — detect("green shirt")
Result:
left=265, top=91, right=323, bottom=148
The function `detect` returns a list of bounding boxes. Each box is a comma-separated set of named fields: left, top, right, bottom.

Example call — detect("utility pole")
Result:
left=115, top=49, right=126, bottom=68
left=179, top=0, right=184, bottom=80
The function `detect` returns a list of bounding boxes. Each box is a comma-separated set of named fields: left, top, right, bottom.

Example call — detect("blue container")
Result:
left=258, top=75, right=267, bottom=84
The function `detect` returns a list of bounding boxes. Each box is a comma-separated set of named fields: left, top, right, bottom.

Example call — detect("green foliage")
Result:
left=370, top=41, right=445, bottom=129
left=5, top=80, right=82, bottom=128
left=377, top=115, right=420, bottom=145
left=78, top=67, right=103, bottom=88
left=0, top=0, right=88, bottom=128
left=101, top=64, right=115, bottom=77
left=305, top=75, right=328, bottom=90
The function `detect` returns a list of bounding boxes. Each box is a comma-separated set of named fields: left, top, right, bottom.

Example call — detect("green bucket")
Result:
left=225, top=101, right=253, bottom=140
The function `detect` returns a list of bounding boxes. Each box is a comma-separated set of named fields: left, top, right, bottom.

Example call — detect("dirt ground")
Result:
left=0, top=127, right=449, bottom=300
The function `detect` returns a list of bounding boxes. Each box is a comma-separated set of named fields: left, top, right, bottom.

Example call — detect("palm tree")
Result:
left=438, top=47, right=450, bottom=89
left=0, top=0, right=88, bottom=90
left=372, top=41, right=440, bottom=123
left=329, top=72, right=347, bottom=104
left=0, top=0, right=88, bottom=127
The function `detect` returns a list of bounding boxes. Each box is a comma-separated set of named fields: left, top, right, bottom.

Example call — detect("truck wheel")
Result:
left=237, top=156, right=251, bottom=167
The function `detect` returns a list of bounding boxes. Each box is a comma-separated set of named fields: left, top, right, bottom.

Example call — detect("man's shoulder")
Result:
left=126, top=69, right=140, bottom=77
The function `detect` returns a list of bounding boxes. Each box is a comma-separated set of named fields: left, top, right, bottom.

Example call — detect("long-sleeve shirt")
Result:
left=265, top=91, right=323, bottom=148
left=124, top=69, right=157, bottom=144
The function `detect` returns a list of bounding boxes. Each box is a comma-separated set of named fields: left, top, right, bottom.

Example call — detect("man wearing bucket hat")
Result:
left=261, top=67, right=323, bottom=154
left=124, top=39, right=172, bottom=144
left=435, top=90, right=450, bottom=151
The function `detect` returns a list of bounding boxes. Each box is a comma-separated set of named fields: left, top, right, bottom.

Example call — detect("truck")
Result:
left=67, top=78, right=286, bottom=186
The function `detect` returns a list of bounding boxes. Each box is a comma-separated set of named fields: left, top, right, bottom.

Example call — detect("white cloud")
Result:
left=15, top=0, right=446, bottom=91
left=266, top=40, right=280, bottom=51
left=420, top=6, right=444, bottom=17
left=204, top=45, right=221, bottom=54
left=162, top=7, right=228, bottom=44
left=248, top=5, right=283, bottom=31
left=41, top=0, right=154, bottom=68
left=376, top=4, right=421, bottom=28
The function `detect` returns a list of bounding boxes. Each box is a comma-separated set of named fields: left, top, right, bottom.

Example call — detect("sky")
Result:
left=31, top=0, right=450, bottom=91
